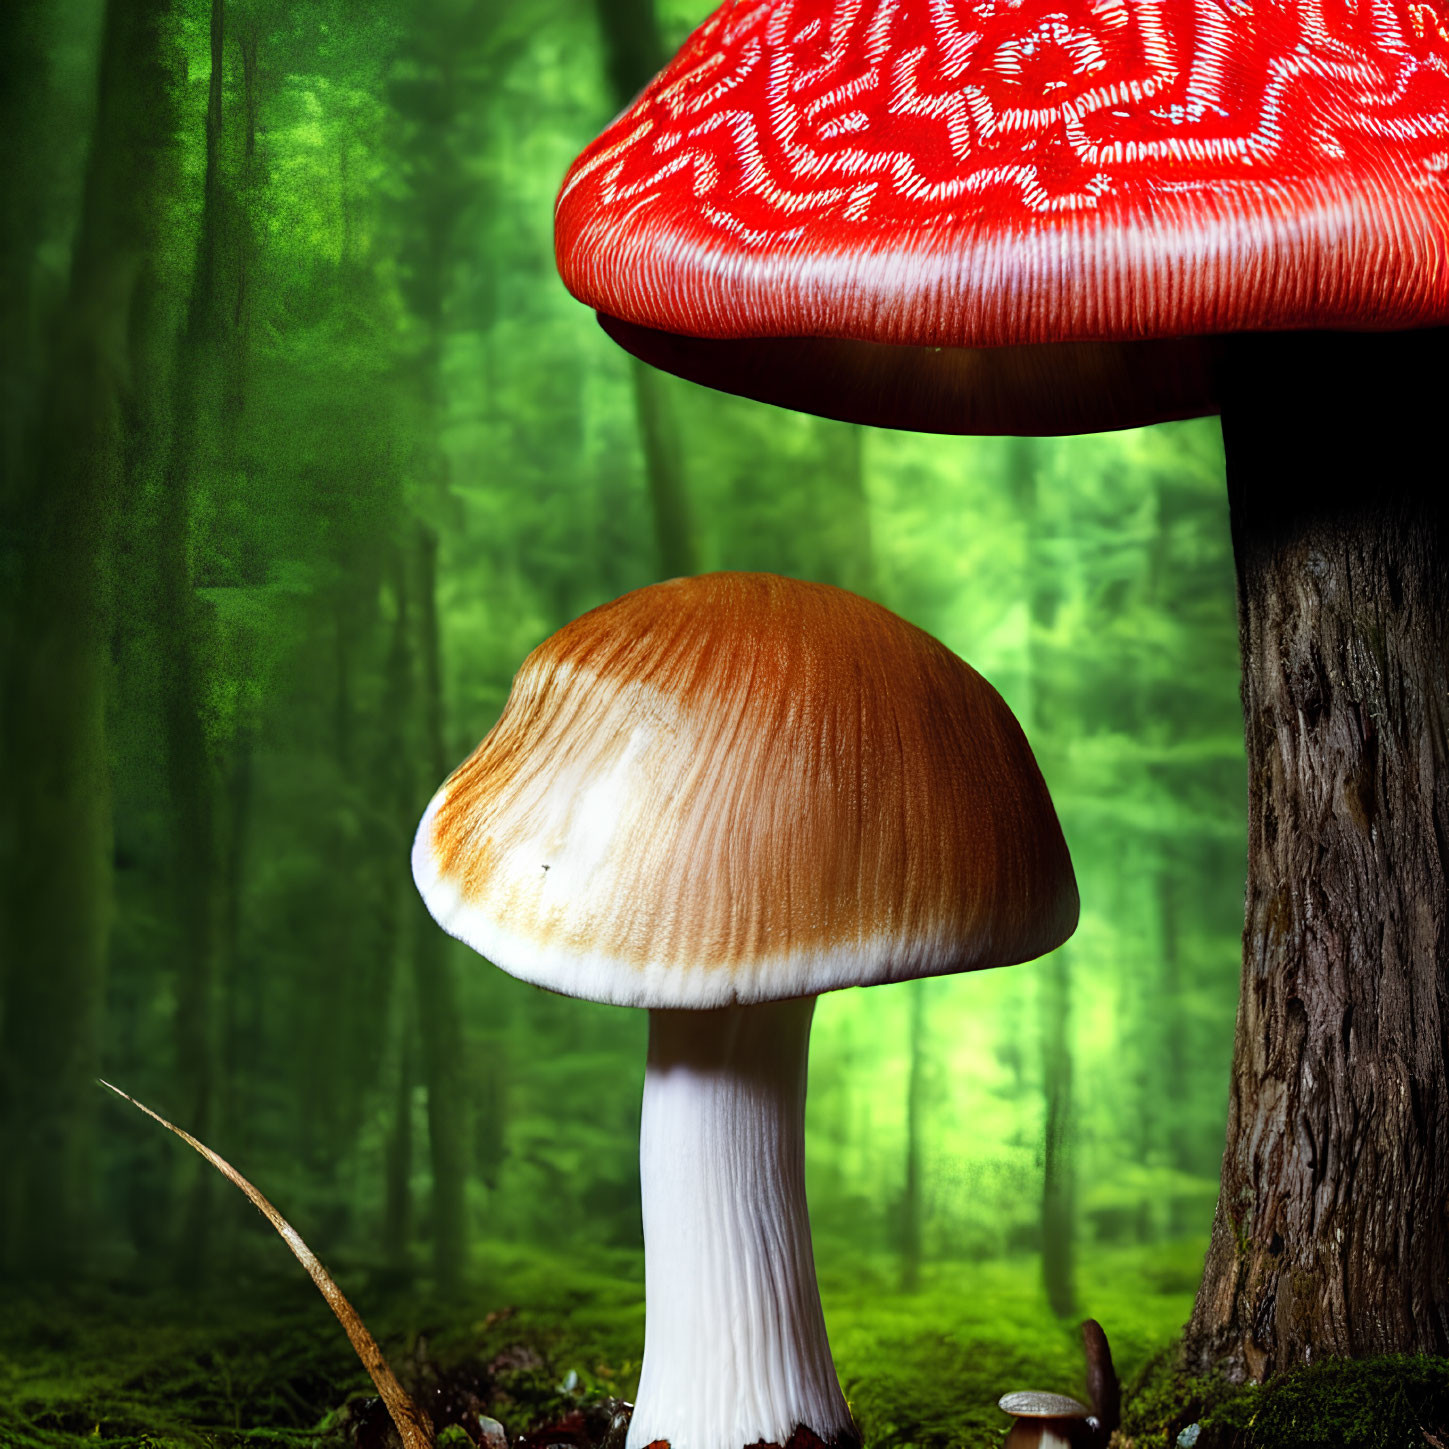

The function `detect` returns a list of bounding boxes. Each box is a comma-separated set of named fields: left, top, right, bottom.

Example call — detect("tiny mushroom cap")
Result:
left=999, top=1392, right=1093, bottom=1417
left=554, top=0, right=1449, bottom=434
left=413, top=573, right=1077, bottom=1449
left=414, top=571, right=1078, bottom=1008
left=998, top=1392, right=1093, bottom=1449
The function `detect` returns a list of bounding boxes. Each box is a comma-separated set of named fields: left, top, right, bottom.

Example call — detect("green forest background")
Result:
left=0, top=1, right=1248, bottom=1444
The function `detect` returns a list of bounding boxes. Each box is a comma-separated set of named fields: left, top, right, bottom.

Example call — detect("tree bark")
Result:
left=1186, top=331, right=1449, bottom=1378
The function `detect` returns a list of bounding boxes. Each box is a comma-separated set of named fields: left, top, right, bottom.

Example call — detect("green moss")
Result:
left=1119, top=1353, right=1449, bottom=1449
left=0, top=1240, right=1201, bottom=1449
left=1117, top=1346, right=1199, bottom=1446
left=1206, top=1356, right=1449, bottom=1449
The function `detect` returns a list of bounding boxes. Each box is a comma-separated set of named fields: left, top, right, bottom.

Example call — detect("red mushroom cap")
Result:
left=556, top=0, right=1449, bottom=431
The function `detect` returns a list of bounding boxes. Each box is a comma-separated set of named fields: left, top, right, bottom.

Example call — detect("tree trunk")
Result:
left=381, top=550, right=418, bottom=1277
left=211, top=722, right=254, bottom=1267
left=0, top=0, right=173, bottom=1280
left=899, top=978, right=926, bottom=1292
left=1041, top=949, right=1076, bottom=1318
left=0, top=0, right=49, bottom=518
left=163, top=0, right=228, bottom=1287
left=815, top=424, right=875, bottom=596
left=1011, top=437, right=1078, bottom=1320
left=384, top=1006, right=417, bottom=1272
left=1155, top=867, right=1191, bottom=1174
left=414, top=526, right=469, bottom=1291
left=632, top=359, right=696, bottom=577
left=593, top=0, right=696, bottom=580
left=1186, top=330, right=1449, bottom=1378
left=387, top=12, right=474, bottom=1286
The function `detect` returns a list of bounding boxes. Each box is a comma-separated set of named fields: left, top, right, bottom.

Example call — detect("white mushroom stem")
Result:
left=628, top=997, right=856, bottom=1449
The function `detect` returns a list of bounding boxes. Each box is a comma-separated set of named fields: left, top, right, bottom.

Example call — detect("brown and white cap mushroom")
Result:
left=414, top=572, right=1075, bottom=1007
left=413, top=573, right=1077, bottom=1449
left=996, top=1321, right=1120, bottom=1448
left=998, top=1391, right=1093, bottom=1448
left=554, top=0, right=1449, bottom=435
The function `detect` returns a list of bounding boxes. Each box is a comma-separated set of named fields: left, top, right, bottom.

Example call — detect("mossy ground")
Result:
left=5, top=1237, right=1444, bottom=1449
left=1118, top=1346, right=1449, bottom=1448
left=0, top=1236, right=1196, bottom=1448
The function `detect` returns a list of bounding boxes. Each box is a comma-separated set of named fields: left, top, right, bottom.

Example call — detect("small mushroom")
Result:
left=998, top=1391, right=1093, bottom=1449
left=999, top=1321, right=1119, bottom=1448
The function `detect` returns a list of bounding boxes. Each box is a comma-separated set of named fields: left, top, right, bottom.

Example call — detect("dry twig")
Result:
left=100, top=1078, right=435, bottom=1449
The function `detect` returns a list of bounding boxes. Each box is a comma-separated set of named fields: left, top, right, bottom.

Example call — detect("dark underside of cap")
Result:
left=598, top=314, right=1221, bottom=435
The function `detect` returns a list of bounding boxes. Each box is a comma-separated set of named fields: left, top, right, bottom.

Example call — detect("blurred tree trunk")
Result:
left=0, top=0, right=174, bottom=1280
left=1040, top=951, right=1075, bottom=1317
left=207, top=4, right=263, bottom=1260
left=384, top=1010, right=417, bottom=1272
left=632, top=362, right=695, bottom=577
left=816, top=425, right=875, bottom=596
left=1143, top=469, right=1190, bottom=1179
left=474, top=1040, right=508, bottom=1194
left=380, top=549, right=418, bottom=1278
left=388, top=10, right=477, bottom=1286
left=214, top=720, right=254, bottom=1249
left=1012, top=437, right=1077, bottom=1320
left=0, top=0, right=49, bottom=524
left=415, top=526, right=469, bottom=1290
left=1186, top=333, right=1449, bottom=1378
left=594, top=0, right=696, bottom=579
left=161, top=0, right=229, bottom=1287
left=899, top=978, right=926, bottom=1291
left=1155, top=868, right=1190, bottom=1173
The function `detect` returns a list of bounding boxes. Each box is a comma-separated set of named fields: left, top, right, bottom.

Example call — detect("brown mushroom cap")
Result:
left=412, top=573, right=1078, bottom=1007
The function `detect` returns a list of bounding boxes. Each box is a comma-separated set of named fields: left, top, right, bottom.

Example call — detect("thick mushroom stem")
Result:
left=629, top=997, right=857, bottom=1449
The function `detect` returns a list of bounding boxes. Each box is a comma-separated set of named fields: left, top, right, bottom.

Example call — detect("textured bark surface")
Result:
left=1185, top=331, right=1449, bottom=1377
